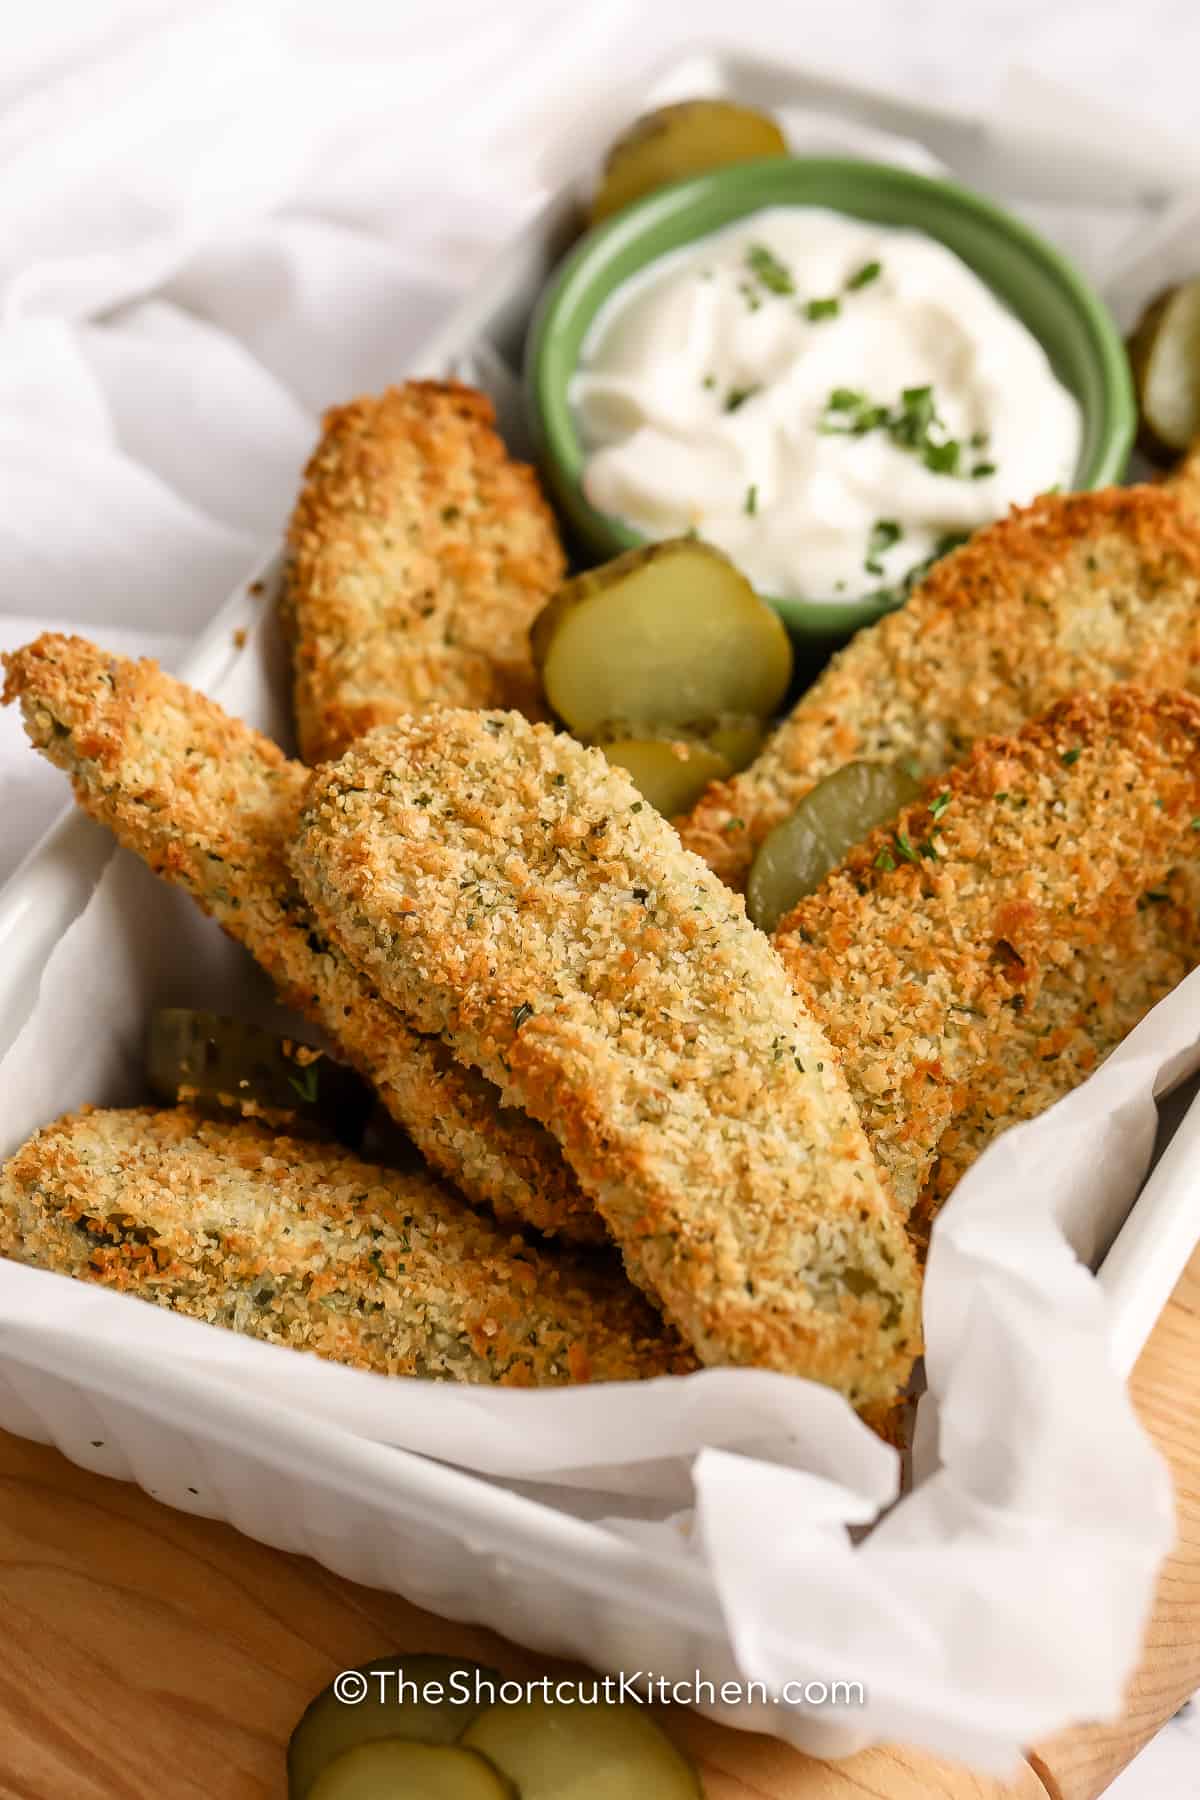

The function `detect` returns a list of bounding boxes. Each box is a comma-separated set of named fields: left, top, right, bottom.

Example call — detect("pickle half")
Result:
left=461, top=1685, right=701, bottom=1799
left=288, top=1655, right=501, bottom=1798
left=1128, top=277, right=1200, bottom=464
left=532, top=540, right=792, bottom=743
left=591, top=99, right=787, bottom=223
left=598, top=736, right=732, bottom=816
left=308, top=1741, right=514, bottom=1800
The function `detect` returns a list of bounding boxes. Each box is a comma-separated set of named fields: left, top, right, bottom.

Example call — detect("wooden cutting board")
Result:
left=0, top=1244, right=1196, bottom=1800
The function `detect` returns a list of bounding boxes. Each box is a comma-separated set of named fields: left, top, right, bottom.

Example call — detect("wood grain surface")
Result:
left=0, top=1245, right=1196, bottom=1799
left=1030, top=1249, right=1200, bottom=1800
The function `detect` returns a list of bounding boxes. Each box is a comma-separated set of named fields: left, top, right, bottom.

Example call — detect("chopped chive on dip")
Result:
left=846, top=259, right=882, bottom=290
left=745, top=243, right=794, bottom=295
left=971, top=460, right=997, bottom=479
left=819, top=389, right=889, bottom=436
left=923, top=439, right=960, bottom=476
left=744, top=483, right=759, bottom=516
left=725, top=384, right=760, bottom=413
left=804, top=296, right=840, bottom=322
left=865, top=518, right=902, bottom=574
left=819, top=382, right=968, bottom=479
left=890, top=384, right=938, bottom=448
left=860, top=532, right=967, bottom=611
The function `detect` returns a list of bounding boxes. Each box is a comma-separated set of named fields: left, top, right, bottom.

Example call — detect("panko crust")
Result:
left=679, top=485, right=1200, bottom=891
left=284, top=381, right=565, bottom=763
left=0, top=1108, right=691, bottom=1385
left=2, top=635, right=601, bottom=1244
left=774, top=688, right=1200, bottom=1211
left=912, top=856, right=1200, bottom=1246
left=290, top=710, right=922, bottom=1407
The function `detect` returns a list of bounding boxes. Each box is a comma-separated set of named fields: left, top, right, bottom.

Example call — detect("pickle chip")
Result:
left=707, top=716, right=766, bottom=770
left=308, top=1742, right=514, bottom=1800
left=288, top=1655, right=502, bottom=1798
left=747, top=760, right=923, bottom=933
left=1128, top=278, right=1200, bottom=463
left=532, top=540, right=793, bottom=742
left=461, top=1687, right=701, bottom=1799
left=148, top=1010, right=373, bottom=1146
left=598, top=736, right=733, bottom=817
left=591, top=99, right=787, bottom=224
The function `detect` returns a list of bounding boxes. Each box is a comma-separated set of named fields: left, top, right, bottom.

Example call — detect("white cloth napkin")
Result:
left=0, top=0, right=641, bottom=874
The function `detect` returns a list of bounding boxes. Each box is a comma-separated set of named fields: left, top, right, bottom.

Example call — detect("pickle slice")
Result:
left=461, top=1687, right=701, bottom=1799
left=309, top=1742, right=513, bottom=1800
left=598, top=736, right=733, bottom=816
left=707, top=716, right=766, bottom=770
left=532, top=541, right=793, bottom=742
left=288, top=1655, right=501, bottom=1798
left=148, top=1010, right=373, bottom=1145
left=591, top=99, right=787, bottom=224
left=747, top=760, right=924, bottom=933
left=1128, top=278, right=1200, bottom=463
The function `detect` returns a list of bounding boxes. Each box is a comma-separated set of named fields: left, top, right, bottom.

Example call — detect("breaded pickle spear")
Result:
left=2, top=635, right=600, bottom=1244
left=0, top=1108, right=691, bottom=1384
left=290, top=710, right=921, bottom=1407
left=916, top=858, right=1200, bottom=1233
left=284, top=381, right=565, bottom=764
left=680, top=487, right=1200, bottom=892
left=773, top=688, right=1200, bottom=1211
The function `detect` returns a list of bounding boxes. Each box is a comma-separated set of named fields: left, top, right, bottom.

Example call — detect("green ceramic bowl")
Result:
left=525, top=156, right=1135, bottom=645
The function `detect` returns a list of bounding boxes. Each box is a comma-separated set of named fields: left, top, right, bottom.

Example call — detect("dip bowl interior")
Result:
left=525, top=156, right=1135, bottom=645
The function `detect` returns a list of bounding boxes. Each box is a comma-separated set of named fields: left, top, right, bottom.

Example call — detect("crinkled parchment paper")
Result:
left=1, top=94, right=1198, bottom=1771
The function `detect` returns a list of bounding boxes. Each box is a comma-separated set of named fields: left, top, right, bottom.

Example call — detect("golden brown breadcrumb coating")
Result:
left=0, top=1108, right=692, bottom=1384
left=284, top=381, right=565, bottom=763
left=1, top=635, right=600, bottom=1244
left=774, top=688, right=1200, bottom=1211
left=289, top=709, right=922, bottom=1407
left=679, top=486, right=1200, bottom=891
left=915, top=856, right=1200, bottom=1234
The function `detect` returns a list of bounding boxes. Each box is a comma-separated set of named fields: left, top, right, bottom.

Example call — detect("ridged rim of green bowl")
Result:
left=525, top=155, right=1136, bottom=641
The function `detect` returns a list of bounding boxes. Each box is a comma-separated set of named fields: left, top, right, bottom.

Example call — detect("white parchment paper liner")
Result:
left=1, top=93, right=1198, bottom=1773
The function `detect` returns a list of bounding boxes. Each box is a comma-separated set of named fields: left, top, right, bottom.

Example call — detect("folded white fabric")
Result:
left=0, top=0, right=638, bottom=876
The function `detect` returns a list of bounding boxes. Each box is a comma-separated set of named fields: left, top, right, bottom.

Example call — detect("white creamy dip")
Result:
left=571, top=206, right=1082, bottom=602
